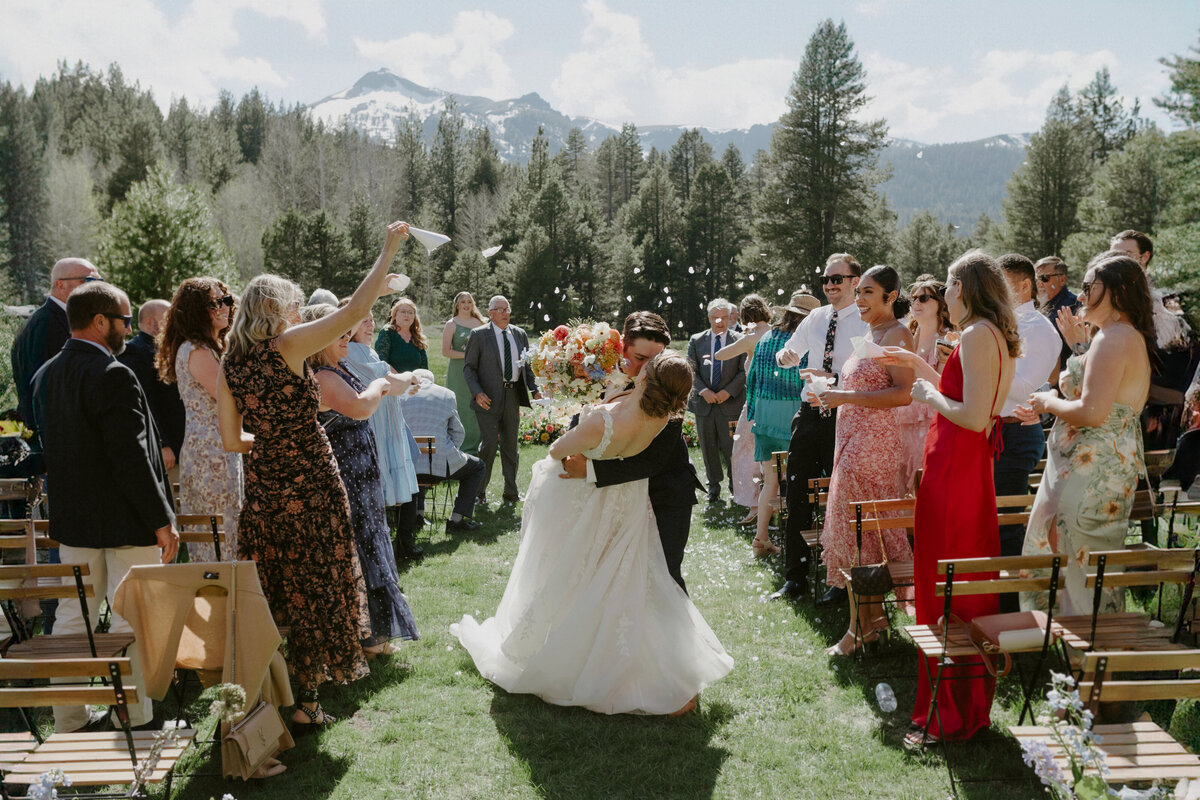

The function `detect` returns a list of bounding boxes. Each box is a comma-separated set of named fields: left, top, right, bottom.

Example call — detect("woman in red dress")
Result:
left=880, top=250, right=1019, bottom=747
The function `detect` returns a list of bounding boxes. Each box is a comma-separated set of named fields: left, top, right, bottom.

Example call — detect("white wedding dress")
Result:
left=452, top=405, right=733, bottom=715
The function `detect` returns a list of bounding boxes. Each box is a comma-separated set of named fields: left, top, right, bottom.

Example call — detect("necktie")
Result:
left=503, top=329, right=513, bottom=381
left=822, top=311, right=838, bottom=374
left=712, top=334, right=723, bottom=385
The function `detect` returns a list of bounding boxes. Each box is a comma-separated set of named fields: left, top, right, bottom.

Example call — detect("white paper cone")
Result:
left=409, top=226, right=450, bottom=254
left=482, top=245, right=502, bottom=258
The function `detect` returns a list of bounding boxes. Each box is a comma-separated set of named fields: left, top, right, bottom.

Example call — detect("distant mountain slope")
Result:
left=309, top=70, right=1026, bottom=234
left=879, top=135, right=1029, bottom=234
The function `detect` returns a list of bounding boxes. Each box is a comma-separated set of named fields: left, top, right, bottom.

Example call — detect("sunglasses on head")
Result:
left=1037, top=273, right=1066, bottom=283
left=821, top=275, right=851, bottom=286
left=209, top=295, right=235, bottom=309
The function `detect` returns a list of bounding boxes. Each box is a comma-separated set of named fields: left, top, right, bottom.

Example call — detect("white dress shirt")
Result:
left=777, top=303, right=868, bottom=398
left=492, top=324, right=518, bottom=381
left=1000, top=300, right=1061, bottom=417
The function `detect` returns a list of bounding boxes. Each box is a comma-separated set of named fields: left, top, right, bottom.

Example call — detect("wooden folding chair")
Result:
left=906, top=554, right=1065, bottom=796
left=0, top=565, right=134, bottom=660
left=0, top=657, right=196, bottom=798
left=174, top=514, right=225, bottom=562
left=771, top=451, right=831, bottom=594
left=413, top=435, right=451, bottom=524
left=1010, top=650, right=1200, bottom=789
left=1052, top=547, right=1199, bottom=673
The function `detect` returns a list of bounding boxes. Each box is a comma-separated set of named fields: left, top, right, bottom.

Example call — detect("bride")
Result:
left=452, top=350, right=733, bottom=715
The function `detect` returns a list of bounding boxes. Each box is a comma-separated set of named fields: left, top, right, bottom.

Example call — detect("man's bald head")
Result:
left=138, top=299, right=171, bottom=336
left=48, top=258, right=101, bottom=302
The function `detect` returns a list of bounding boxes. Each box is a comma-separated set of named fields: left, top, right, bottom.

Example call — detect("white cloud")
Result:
left=0, top=0, right=324, bottom=109
left=550, top=0, right=792, bottom=129
left=862, top=47, right=1164, bottom=142
left=354, top=11, right=517, bottom=99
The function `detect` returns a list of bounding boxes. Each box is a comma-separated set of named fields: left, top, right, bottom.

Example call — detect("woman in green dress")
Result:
left=442, top=292, right=487, bottom=455
left=376, top=297, right=428, bottom=373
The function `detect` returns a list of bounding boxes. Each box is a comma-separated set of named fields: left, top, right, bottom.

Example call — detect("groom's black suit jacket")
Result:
left=579, top=384, right=702, bottom=592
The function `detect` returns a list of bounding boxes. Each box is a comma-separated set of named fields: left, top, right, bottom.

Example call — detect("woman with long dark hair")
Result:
left=1017, top=251, right=1154, bottom=615
left=157, top=277, right=240, bottom=562
left=809, top=266, right=915, bottom=655
left=879, top=250, right=1019, bottom=746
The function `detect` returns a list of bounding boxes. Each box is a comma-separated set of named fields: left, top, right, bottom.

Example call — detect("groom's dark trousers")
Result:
left=782, top=403, right=838, bottom=586
left=592, top=417, right=700, bottom=593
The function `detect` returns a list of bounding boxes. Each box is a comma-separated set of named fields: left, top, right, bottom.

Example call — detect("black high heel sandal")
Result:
left=292, top=703, right=336, bottom=735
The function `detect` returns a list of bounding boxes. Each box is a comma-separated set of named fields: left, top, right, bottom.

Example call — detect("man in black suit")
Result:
left=687, top=299, right=746, bottom=502
left=11, top=258, right=101, bottom=443
left=561, top=312, right=702, bottom=592
left=463, top=295, right=542, bottom=504
left=32, top=281, right=179, bottom=732
left=117, top=299, right=185, bottom=474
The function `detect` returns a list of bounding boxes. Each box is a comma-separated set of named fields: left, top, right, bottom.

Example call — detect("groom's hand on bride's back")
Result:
left=558, top=454, right=587, bottom=479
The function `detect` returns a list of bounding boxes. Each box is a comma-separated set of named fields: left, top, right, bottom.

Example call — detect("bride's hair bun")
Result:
left=640, top=350, right=692, bottom=418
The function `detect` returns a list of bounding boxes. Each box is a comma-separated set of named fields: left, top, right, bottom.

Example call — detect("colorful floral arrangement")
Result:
left=519, top=404, right=572, bottom=445
left=681, top=414, right=699, bottom=448
left=527, top=321, right=623, bottom=406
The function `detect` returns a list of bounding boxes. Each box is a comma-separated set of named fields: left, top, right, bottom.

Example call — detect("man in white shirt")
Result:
left=995, top=254, right=1060, bottom=609
left=770, top=253, right=868, bottom=603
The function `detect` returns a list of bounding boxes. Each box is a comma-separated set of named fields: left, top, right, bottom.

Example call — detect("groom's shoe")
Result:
left=769, top=580, right=809, bottom=601
left=446, top=517, right=482, bottom=533
left=815, top=586, right=848, bottom=607
left=502, top=493, right=521, bottom=503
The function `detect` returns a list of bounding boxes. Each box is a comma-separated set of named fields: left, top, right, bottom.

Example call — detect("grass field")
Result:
left=156, top=335, right=1068, bottom=800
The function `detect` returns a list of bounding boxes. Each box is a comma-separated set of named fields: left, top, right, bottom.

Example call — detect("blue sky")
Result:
left=1, top=0, right=1197, bottom=143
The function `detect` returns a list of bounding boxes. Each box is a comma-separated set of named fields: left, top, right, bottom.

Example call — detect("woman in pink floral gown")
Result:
left=807, top=266, right=916, bottom=656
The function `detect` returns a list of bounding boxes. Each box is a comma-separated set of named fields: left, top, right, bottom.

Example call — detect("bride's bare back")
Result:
left=549, top=390, right=667, bottom=462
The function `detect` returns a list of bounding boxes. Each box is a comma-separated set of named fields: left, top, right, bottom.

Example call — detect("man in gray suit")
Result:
left=402, top=369, right=486, bottom=532
left=687, top=299, right=746, bottom=502
left=462, top=295, right=542, bottom=504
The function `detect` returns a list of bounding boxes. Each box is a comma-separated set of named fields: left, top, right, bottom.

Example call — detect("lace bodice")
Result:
left=580, top=405, right=615, bottom=459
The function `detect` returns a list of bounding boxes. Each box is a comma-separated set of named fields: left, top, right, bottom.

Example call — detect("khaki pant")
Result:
left=52, top=543, right=160, bottom=731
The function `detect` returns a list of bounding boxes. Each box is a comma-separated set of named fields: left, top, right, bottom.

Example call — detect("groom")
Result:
left=560, top=311, right=702, bottom=592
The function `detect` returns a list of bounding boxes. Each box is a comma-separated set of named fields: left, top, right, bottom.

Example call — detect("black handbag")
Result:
left=849, top=504, right=894, bottom=595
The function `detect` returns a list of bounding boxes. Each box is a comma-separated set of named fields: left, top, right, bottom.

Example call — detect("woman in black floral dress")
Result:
left=305, top=303, right=419, bottom=653
left=218, top=221, right=411, bottom=730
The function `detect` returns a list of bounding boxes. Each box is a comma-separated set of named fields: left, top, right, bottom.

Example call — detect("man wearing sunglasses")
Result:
left=31, top=280, right=179, bottom=734
left=117, top=300, right=186, bottom=476
left=771, top=254, right=867, bottom=603
left=11, top=258, right=102, bottom=448
left=1034, top=256, right=1077, bottom=371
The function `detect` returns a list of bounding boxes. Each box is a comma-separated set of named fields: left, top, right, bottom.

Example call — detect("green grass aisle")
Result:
left=169, top=443, right=1041, bottom=799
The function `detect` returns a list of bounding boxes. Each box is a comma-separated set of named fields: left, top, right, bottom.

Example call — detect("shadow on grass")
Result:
left=489, top=689, right=731, bottom=800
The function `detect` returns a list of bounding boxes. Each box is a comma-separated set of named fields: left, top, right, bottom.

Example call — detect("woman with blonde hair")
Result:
left=157, top=277, right=240, bottom=562
left=218, top=221, right=410, bottom=731
left=879, top=249, right=1019, bottom=747
left=443, top=292, right=487, bottom=454
left=376, top=297, right=427, bottom=373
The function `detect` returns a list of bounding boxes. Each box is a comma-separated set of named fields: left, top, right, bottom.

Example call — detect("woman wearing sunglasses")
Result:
left=895, top=275, right=953, bottom=492
left=156, top=278, right=240, bottom=562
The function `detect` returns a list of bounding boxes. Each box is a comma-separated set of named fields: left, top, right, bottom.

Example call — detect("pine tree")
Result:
left=622, top=163, right=683, bottom=325
left=1001, top=90, right=1094, bottom=259
left=754, top=19, right=889, bottom=295
left=560, top=127, right=590, bottom=193
left=668, top=129, right=713, bottom=205
left=685, top=162, right=743, bottom=324
left=393, top=112, right=427, bottom=220
left=893, top=210, right=959, bottom=282
left=99, top=165, right=235, bottom=305
left=616, top=123, right=644, bottom=206
left=429, top=97, right=466, bottom=236
left=0, top=83, right=50, bottom=302
left=467, top=126, right=501, bottom=196
left=1076, top=67, right=1138, bottom=162
left=235, top=88, right=268, bottom=165
left=164, top=97, right=198, bottom=180
left=1156, top=31, right=1200, bottom=128
left=106, top=113, right=163, bottom=206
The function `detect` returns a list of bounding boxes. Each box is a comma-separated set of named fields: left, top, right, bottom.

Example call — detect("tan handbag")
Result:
left=221, top=564, right=293, bottom=780
left=939, top=610, right=1050, bottom=678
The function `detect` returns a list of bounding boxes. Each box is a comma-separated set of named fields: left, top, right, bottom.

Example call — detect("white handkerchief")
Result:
left=409, top=226, right=451, bottom=254
left=850, top=335, right=887, bottom=359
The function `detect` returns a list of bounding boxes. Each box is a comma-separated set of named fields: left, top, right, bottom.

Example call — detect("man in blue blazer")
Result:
left=11, top=258, right=100, bottom=444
